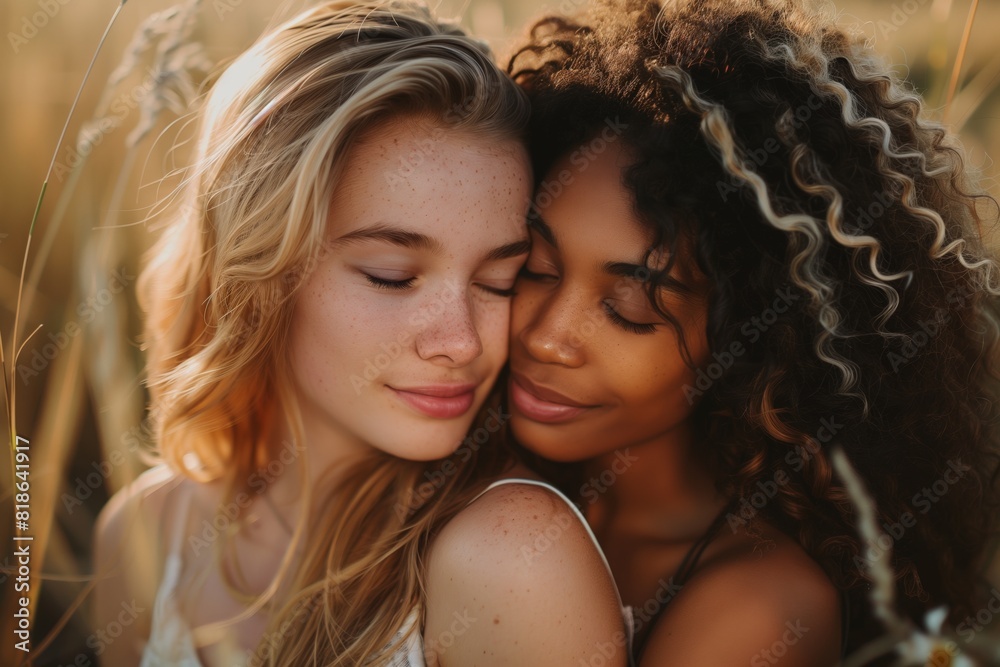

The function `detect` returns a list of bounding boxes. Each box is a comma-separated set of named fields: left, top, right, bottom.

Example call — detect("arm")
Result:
left=423, top=483, right=629, bottom=667
left=92, top=465, right=179, bottom=666
left=639, top=545, right=841, bottom=666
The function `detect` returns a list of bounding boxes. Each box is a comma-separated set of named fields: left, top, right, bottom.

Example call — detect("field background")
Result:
left=1, top=0, right=998, bottom=664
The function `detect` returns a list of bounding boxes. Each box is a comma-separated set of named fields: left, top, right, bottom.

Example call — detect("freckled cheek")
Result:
left=299, top=288, right=413, bottom=374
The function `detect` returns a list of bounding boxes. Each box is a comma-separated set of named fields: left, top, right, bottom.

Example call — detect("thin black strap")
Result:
left=673, top=500, right=734, bottom=586
left=634, top=499, right=736, bottom=660
left=839, top=588, right=851, bottom=658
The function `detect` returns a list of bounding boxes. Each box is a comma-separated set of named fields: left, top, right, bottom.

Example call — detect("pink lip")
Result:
left=509, top=373, right=595, bottom=424
left=390, top=384, right=477, bottom=419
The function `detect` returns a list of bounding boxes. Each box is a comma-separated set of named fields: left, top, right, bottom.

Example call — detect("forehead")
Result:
left=538, top=141, right=708, bottom=288
left=330, top=117, right=531, bottom=244
left=538, top=141, right=653, bottom=258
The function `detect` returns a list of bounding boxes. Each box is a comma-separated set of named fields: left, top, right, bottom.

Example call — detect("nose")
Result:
left=513, top=286, right=587, bottom=368
left=414, top=282, right=484, bottom=367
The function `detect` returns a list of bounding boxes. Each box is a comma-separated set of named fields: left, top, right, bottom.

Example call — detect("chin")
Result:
left=510, top=415, right=591, bottom=463
left=385, top=421, right=475, bottom=462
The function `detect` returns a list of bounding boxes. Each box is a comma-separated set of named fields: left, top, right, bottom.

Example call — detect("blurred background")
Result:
left=0, top=0, right=998, bottom=664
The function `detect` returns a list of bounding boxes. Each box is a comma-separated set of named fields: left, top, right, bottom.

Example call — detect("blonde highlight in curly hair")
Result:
left=511, top=0, right=1000, bottom=652
left=138, top=1, right=526, bottom=663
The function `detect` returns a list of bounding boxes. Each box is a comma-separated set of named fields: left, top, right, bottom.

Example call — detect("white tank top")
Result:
left=140, top=477, right=634, bottom=666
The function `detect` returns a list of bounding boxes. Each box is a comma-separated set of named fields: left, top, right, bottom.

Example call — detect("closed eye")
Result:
left=517, top=266, right=556, bottom=282
left=364, top=273, right=415, bottom=291
left=478, top=284, right=517, bottom=297
left=603, top=302, right=657, bottom=335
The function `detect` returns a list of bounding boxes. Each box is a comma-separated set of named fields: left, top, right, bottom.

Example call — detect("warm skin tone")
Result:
left=95, top=117, right=627, bottom=666
left=508, top=140, right=841, bottom=665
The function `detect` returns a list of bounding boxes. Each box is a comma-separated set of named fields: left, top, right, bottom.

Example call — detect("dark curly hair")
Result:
left=508, top=0, right=1000, bottom=653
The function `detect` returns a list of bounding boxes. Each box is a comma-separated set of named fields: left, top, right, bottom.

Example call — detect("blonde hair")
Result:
left=137, top=1, right=527, bottom=663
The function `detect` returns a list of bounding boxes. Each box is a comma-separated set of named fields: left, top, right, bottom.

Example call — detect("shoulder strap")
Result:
left=469, top=477, right=621, bottom=576
left=467, top=479, right=629, bottom=616
left=152, top=483, right=195, bottom=606
left=469, top=477, right=622, bottom=607
left=166, top=483, right=195, bottom=559
left=839, top=589, right=851, bottom=658
left=671, top=499, right=734, bottom=587
left=470, top=478, right=640, bottom=666
left=634, top=498, right=735, bottom=662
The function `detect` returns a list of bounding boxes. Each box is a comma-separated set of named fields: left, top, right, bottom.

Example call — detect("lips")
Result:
left=508, top=372, right=596, bottom=423
left=389, top=383, right=477, bottom=419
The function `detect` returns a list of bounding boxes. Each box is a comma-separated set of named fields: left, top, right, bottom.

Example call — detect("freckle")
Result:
left=493, top=615, right=500, bottom=625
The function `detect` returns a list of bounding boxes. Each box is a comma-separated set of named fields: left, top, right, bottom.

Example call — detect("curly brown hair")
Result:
left=508, top=0, right=1000, bottom=653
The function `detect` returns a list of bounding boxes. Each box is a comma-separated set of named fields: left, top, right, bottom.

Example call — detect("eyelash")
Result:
left=520, top=267, right=657, bottom=335
left=363, top=273, right=516, bottom=297
left=364, top=274, right=415, bottom=291
left=517, top=266, right=549, bottom=281
left=603, top=302, right=658, bottom=335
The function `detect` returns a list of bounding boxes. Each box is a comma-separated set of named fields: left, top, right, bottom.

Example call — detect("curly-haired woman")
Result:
left=506, top=0, right=1000, bottom=663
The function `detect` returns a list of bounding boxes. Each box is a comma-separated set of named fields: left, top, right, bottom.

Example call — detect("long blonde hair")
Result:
left=137, top=2, right=527, bottom=663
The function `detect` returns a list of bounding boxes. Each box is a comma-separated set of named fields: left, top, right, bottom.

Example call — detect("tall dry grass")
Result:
left=0, top=0, right=997, bottom=665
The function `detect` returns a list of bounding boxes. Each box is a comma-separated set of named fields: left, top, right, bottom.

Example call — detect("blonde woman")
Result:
left=93, top=2, right=631, bottom=665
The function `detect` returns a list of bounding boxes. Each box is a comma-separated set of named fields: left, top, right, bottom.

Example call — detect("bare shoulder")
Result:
left=640, top=527, right=841, bottom=666
left=92, top=464, right=195, bottom=665
left=94, top=464, right=193, bottom=563
left=424, top=480, right=628, bottom=666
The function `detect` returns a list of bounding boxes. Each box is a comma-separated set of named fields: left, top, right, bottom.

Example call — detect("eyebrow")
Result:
left=486, top=239, right=532, bottom=261
left=333, top=223, right=529, bottom=262
left=530, top=213, right=692, bottom=290
left=333, top=224, right=444, bottom=253
left=606, top=260, right=702, bottom=297
left=527, top=213, right=558, bottom=249
left=602, top=261, right=654, bottom=282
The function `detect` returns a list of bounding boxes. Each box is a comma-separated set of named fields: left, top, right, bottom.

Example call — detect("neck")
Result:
left=584, top=421, right=727, bottom=541
left=262, top=393, right=371, bottom=510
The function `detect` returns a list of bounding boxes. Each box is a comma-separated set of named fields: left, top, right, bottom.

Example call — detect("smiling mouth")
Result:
left=508, top=372, right=596, bottom=424
left=388, top=384, right=477, bottom=419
